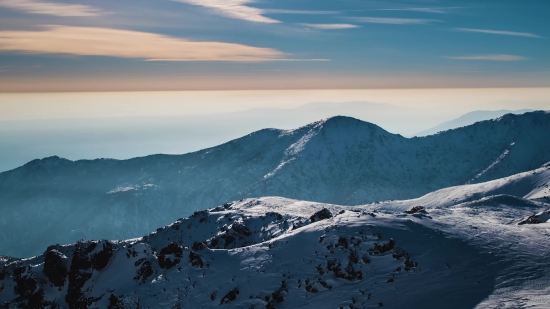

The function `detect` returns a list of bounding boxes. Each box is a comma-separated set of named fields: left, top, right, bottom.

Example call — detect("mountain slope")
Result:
left=1, top=111, right=550, bottom=257
left=372, top=163, right=550, bottom=212
left=0, top=101, right=438, bottom=173
left=1, top=166, right=550, bottom=308
left=414, top=109, right=534, bottom=136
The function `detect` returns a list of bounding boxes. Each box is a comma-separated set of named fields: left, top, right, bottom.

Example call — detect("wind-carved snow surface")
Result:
left=1, top=165, right=550, bottom=308
left=1, top=111, right=550, bottom=257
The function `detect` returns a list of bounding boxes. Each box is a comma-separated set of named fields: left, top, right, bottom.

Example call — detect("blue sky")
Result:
left=0, top=0, right=549, bottom=91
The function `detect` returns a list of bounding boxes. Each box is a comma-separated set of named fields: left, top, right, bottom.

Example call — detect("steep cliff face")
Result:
left=0, top=111, right=549, bottom=257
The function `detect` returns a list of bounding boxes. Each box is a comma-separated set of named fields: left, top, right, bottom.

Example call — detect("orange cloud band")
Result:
left=0, top=26, right=286, bottom=61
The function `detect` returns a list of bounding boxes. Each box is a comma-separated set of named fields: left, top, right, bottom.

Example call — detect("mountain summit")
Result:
left=1, top=111, right=549, bottom=257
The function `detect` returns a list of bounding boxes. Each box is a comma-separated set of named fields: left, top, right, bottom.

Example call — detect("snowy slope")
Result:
left=1, top=168, right=550, bottom=309
left=1, top=111, right=550, bottom=258
left=414, top=109, right=534, bottom=137
left=372, top=164, right=550, bottom=212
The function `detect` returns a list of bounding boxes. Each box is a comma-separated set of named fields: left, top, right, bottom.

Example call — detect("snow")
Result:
left=2, top=163, right=550, bottom=308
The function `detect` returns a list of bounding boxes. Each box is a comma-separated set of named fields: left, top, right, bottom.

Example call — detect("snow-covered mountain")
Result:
left=1, top=164, right=549, bottom=308
left=414, top=109, right=534, bottom=136
left=1, top=111, right=550, bottom=258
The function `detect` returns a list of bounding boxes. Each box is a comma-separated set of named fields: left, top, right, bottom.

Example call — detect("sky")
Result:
left=0, top=0, right=549, bottom=91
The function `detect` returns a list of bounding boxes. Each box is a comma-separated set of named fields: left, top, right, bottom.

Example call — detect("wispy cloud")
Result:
left=350, top=17, right=440, bottom=25
left=0, top=26, right=287, bottom=61
left=455, top=28, right=543, bottom=38
left=374, top=7, right=448, bottom=14
left=445, top=54, right=527, bottom=61
left=0, top=0, right=103, bottom=16
left=264, top=9, right=339, bottom=15
left=173, top=0, right=278, bottom=23
left=302, top=23, right=359, bottom=30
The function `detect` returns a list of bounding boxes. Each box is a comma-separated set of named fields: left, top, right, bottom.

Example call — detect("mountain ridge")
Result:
left=414, top=109, right=535, bottom=136
left=1, top=111, right=549, bottom=257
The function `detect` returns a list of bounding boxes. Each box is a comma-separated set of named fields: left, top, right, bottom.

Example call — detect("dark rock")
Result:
left=362, top=256, right=371, bottom=264
left=0, top=266, right=7, bottom=281
left=13, top=266, right=37, bottom=298
left=13, top=266, right=56, bottom=309
left=369, top=239, right=395, bottom=255
left=43, top=249, right=68, bottom=287
left=192, top=241, right=208, bottom=251
left=232, top=223, right=252, bottom=236
left=133, top=259, right=154, bottom=284
left=318, top=279, right=332, bottom=290
left=404, top=257, right=418, bottom=271
left=337, top=237, right=349, bottom=249
left=92, top=241, right=113, bottom=271
left=392, top=248, right=407, bottom=260
left=223, top=235, right=236, bottom=246
left=326, top=259, right=362, bottom=281
left=65, top=242, right=104, bottom=308
left=349, top=251, right=360, bottom=264
left=266, top=212, right=283, bottom=220
left=405, top=206, right=428, bottom=215
left=310, top=208, right=333, bottom=223
left=210, top=238, right=220, bottom=248
left=108, top=294, right=123, bottom=309
left=158, top=242, right=183, bottom=269
left=220, top=288, right=240, bottom=304
left=191, top=210, right=209, bottom=219
left=189, top=252, right=204, bottom=268
left=208, top=234, right=237, bottom=249
left=271, top=280, right=288, bottom=303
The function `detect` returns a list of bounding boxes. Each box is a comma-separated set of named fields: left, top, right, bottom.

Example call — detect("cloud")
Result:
left=0, top=0, right=103, bottom=16
left=350, top=17, right=439, bottom=25
left=374, top=8, right=447, bottom=14
left=0, top=26, right=288, bottom=61
left=264, top=9, right=340, bottom=15
left=302, top=23, right=358, bottom=30
left=173, top=0, right=278, bottom=23
left=455, top=28, right=542, bottom=38
left=445, top=54, right=527, bottom=61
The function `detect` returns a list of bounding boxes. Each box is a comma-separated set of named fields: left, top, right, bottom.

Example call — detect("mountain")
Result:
left=1, top=165, right=549, bottom=308
left=1, top=111, right=550, bottom=257
left=414, top=109, right=534, bottom=136
left=0, top=101, right=430, bottom=173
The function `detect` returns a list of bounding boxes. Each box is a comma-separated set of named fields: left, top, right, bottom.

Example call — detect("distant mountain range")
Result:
left=0, top=111, right=549, bottom=257
left=1, top=165, right=549, bottom=308
left=3, top=101, right=530, bottom=173
left=0, top=101, right=424, bottom=173
left=414, top=109, right=534, bottom=136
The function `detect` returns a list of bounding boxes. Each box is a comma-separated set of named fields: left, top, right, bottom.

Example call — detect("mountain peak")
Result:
left=22, top=155, right=69, bottom=168
left=321, top=115, right=390, bottom=133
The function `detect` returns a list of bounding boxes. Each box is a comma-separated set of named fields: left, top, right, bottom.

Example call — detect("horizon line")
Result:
left=2, top=86, right=550, bottom=94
